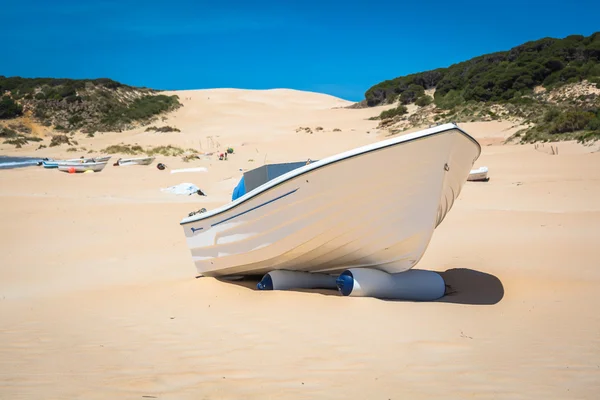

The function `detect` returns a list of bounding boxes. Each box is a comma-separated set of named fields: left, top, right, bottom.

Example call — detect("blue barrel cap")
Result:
left=256, top=273, right=274, bottom=290
left=336, top=270, right=354, bottom=296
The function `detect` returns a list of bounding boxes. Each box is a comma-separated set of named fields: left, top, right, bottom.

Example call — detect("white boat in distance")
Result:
left=468, top=166, right=489, bottom=181
left=58, top=160, right=108, bottom=173
left=42, top=157, right=94, bottom=168
left=115, top=156, right=155, bottom=166
left=180, top=123, right=481, bottom=278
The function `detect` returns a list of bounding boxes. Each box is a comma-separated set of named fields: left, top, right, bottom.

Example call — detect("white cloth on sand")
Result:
left=161, top=183, right=201, bottom=195
left=170, top=167, right=208, bottom=174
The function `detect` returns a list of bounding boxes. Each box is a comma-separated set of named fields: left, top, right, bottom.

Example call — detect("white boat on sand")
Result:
left=468, top=166, right=489, bottom=181
left=115, top=156, right=155, bottom=166
left=93, top=155, right=112, bottom=162
left=58, top=161, right=108, bottom=173
left=43, top=157, right=95, bottom=168
left=180, top=123, right=481, bottom=279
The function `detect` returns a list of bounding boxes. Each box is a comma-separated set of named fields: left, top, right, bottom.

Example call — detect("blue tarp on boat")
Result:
left=231, top=161, right=317, bottom=202
left=232, top=176, right=246, bottom=201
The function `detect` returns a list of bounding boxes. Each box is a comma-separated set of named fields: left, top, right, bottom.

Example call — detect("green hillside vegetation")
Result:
left=517, top=106, right=600, bottom=143
left=378, top=104, right=408, bottom=119
left=0, top=76, right=182, bottom=133
left=1, top=125, right=42, bottom=148
left=365, top=33, right=600, bottom=107
left=364, top=32, right=600, bottom=142
left=0, top=95, right=23, bottom=119
left=101, top=143, right=198, bottom=157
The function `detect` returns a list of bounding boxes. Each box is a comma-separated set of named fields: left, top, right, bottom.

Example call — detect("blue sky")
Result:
left=1, top=0, right=599, bottom=101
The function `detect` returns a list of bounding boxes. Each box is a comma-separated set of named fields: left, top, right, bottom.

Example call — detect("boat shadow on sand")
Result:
left=212, top=268, right=504, bottom=305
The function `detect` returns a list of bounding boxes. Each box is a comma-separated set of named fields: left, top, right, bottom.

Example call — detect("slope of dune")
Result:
left=1, top=88, right=599, bottom=399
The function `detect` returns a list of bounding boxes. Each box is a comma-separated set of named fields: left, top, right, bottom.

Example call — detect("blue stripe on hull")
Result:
left=188, top=188, right=299, bottom=234
left=211, top=188, right=299, bottom=227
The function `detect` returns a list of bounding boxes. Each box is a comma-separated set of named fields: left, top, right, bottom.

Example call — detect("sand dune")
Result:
left=1, top=88, right=599, bottom=399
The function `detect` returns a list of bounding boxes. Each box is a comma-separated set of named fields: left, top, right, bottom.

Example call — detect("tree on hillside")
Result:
left=0, top=96, right=23, bottom=119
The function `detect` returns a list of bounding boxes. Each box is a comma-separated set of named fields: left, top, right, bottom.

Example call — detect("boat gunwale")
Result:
left=180, top=123, right=481, bottom=226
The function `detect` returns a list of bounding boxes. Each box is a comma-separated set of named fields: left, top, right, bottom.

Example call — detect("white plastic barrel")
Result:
left=336, top=268, right=446, bottom=300
left=257, top=270, right=338, bottom=291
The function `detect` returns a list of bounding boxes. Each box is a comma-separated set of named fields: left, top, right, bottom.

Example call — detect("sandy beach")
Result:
left=1, top=89, right=599, bottom=399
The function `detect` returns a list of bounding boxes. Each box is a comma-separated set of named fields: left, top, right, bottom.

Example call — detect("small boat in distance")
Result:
left=114, top=156, right=155, bottom=166
left=57, top=161, right=108, bottom=173
left=468, top=166, right=489, bottom=181
left=180, top=123, right=482, bottom=278
left=42, top=157, right=94, bottom=168
left=43, top=156, right=111, bottom=168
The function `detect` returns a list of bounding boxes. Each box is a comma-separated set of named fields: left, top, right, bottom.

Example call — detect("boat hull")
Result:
left=117, top=157, right=155, bottom=166
left=181, top=124, right=481, bottom=277
left=58, top=161, right=108, bottom=173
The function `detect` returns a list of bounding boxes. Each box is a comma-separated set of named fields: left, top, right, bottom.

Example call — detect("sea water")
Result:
left=0, top=156, right=45, bottom=170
